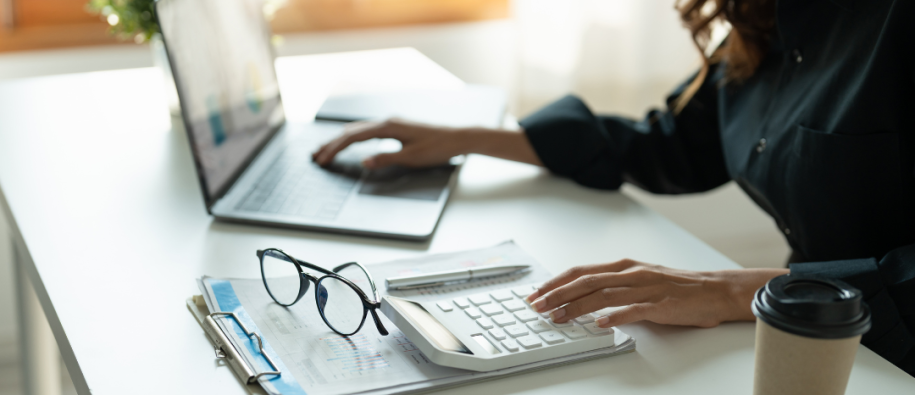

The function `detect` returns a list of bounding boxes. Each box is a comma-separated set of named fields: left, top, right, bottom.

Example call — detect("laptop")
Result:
left=155, top=0, right=505, bottom=240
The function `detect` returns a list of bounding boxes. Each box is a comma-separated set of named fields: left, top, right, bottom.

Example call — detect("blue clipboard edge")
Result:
left=192, top=277, right=308, bottom=395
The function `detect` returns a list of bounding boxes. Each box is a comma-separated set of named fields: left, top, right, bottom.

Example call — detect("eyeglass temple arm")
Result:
left=333, top=262, right=381, bottom=298
left=368, top=308, right=389, bottom=336
left=332, top=261, right=361, bottom=273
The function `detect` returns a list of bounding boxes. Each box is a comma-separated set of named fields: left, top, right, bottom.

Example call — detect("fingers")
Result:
left=529, top=262, right=646, bottom=314
left=594, top=303, right=654, bottom=328
left=363, top=152, right=405, bottom=169
left=526, top=259, right=638, bottom=303
left=530, top=272, right=615, bottom=313
left=547, top=286, right=652, bottom=323
left=312, top=121, right=396, bottom=166
left=528, top=264, right=605, bottom=302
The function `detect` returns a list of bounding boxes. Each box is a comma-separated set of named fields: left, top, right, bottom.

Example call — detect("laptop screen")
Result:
left=157, top=0, right=285, bottom=203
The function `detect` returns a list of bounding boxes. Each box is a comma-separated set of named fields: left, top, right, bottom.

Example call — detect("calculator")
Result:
left=380, top=283, right=627, bottom=371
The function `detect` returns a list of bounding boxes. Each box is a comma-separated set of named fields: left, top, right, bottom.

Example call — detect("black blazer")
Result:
left=520, top=0, right=914, bottom=375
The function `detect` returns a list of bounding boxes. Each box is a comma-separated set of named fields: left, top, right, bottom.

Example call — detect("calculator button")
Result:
left=540, top=331, right=565, bottom=345
left=480, top=305, right=504, bottom=316
left=465, top=308, right=482, bottom=319
left=501, top=300, right=526, bottom=312
left=493, top=315, right=517, bottom=327
left=469, top=295, right=492, bottom=306
left=453, top=298, right=471, bottom=309
left=583, top=322, right=613, bottom=335
left=501, top=339, right=520, bottom=352
left=489, top=328, right=507, bottom=340
left=436, top=301, right=454, bottom=312
left=561, top=327, right=587, bottom=339
left=514, top=310, right=539, bottom=322
left=511, top=285, right=535, bottom=298
left=517, top=335, right=543, bottom=349
left=476, top=318, right=494, bottom=329
left=490, top=290, right=514, bottom=301
left=573, top=315, right=595, bottom=324
left=550, top=320, right=574, bottom=328
left=505, top=325, right=530, bottom=338
left=526, top=320, right=552, bottom=334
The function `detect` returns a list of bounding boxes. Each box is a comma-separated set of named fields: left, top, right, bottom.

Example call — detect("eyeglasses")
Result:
left=257, top=248, right=389, bottom=337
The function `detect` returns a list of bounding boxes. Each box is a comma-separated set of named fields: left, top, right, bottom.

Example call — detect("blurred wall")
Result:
left=513, top=0, right=698, bottom=116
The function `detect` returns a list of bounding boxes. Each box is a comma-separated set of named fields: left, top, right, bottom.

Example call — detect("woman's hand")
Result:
left=312, top=118, right=542, bottom=169
left=312, top=119, right=467, bottom=169
left=525, top=259, right=787, bottom=329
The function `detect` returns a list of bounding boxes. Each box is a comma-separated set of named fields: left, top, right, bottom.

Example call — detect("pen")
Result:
left=385, top=265, right=531, bottom=290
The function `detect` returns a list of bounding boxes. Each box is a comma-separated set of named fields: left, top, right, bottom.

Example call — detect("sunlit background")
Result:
left=0, top=1, right=788, bottom=393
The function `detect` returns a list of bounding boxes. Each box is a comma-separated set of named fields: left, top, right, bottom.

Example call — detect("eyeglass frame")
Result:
left=256, top=248, right=389, bottom=337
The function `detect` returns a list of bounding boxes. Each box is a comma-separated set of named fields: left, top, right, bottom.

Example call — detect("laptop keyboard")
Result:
left=235, top=147, right=358, bottom=220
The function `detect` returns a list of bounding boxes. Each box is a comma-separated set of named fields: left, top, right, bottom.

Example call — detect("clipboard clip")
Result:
left=203, top=311, right=282, bottom=384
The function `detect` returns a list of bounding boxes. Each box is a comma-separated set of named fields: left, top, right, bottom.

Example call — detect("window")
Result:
left=272, top=0, right=509, bottom=32
left=0, top=0, right=115, bottom=52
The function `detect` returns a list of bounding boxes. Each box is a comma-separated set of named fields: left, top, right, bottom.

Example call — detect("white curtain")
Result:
left=512, top=0, right=701, bottom=118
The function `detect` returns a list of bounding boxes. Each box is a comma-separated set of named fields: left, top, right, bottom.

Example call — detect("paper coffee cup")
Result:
left=751, top=275, right=871, bottom=395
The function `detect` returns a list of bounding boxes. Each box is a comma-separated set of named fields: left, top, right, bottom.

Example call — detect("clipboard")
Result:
left=186, top=296, right=282, bottom=391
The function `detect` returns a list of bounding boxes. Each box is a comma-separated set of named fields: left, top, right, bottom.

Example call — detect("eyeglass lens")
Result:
left=261, top=250, right=303, bottom=305
left=317, top=276, right=365, bottom=335
left=336, top=264, right=375, bottom=301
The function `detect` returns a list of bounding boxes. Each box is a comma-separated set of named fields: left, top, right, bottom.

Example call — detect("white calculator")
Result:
left=381, top=283, right=630, bottom=371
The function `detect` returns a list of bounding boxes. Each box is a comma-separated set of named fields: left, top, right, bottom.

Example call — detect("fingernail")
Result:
left=531, top=298, right=546, bottom=312
left=550, top=308, right=566, bottom=321
left=596, top=316, right=610, bottom=327
left=524, top=291, right=539, bottom=303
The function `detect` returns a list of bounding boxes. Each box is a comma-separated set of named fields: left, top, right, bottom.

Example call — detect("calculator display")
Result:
left=389, top=297, right=472, bottom=354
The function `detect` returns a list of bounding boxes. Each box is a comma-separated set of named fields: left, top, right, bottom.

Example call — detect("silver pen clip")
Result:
left=391, top=281, right=447, bottom=290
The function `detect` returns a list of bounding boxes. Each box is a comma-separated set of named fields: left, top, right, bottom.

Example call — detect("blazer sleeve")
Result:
left=790, top=243, right=915, bottom=376
left=519, top=65, right=730, bottom=194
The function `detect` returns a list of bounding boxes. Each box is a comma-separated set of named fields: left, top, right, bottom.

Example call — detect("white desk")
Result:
left=0, top=48, right=910, bottom=395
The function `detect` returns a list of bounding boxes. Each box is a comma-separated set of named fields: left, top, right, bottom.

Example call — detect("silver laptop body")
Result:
left=156, top=0, right=503, bottom=240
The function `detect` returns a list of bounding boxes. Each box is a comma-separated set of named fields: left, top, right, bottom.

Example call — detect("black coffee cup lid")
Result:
left=752, top=274, right=871, bottom=339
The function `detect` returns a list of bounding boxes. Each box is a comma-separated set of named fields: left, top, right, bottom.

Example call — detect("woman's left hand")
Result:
left=524, top=259, right=787, bottom=329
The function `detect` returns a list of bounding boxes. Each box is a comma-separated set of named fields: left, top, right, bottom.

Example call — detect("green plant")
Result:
left=86, top=0, right=159, bottom=43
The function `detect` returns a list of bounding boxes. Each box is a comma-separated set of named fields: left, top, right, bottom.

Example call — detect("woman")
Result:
left=314, top=0, right=915, bottom=375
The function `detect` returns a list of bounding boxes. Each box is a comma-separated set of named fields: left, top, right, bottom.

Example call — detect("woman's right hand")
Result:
left=312, top=119, right=470, bottom=169
left=311, top=118, right=543, bottom=169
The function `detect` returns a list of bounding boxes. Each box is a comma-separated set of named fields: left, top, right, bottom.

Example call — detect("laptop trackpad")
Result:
left=358, top=165, right=454, bottom=201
